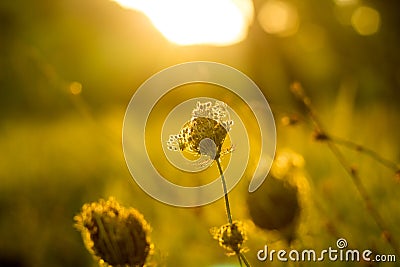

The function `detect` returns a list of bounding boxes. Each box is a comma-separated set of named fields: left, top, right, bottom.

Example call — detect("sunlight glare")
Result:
left=111, top=0, right=254, bottom=46
left=333, top=0, right=358, bottom=6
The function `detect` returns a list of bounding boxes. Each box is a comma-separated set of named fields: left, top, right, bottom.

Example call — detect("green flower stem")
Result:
left=216, top=157, right=233, bottom=225
left=239, top=252, right=251, bottom=267
left=237, top=254, right=243, bottom=267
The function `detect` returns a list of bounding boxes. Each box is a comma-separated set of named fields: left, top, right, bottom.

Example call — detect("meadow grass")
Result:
left=0, top=92, right=399, bottom=266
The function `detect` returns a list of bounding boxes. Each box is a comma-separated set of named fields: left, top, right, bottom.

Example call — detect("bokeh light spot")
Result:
left=334, top=4, right=356, bottom=26
left=257, top=0, right=299, bottom=37
left=69, top=82, right=82, bottom=95
left=351, top=6, right=380, bottom=36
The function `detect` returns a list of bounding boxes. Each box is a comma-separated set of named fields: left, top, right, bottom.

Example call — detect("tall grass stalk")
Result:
left=290, top=82, right=400, bottom=257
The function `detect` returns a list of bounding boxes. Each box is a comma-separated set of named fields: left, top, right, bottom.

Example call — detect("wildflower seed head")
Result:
left=167, top=101, right=234, bottom=159
left=211, top=221, right=247, bottom=255
left=192, top=101, right=233, bottom=132
left=74, top=197, right=152, bottom=267
left=247, top=175, right=300, bottom=243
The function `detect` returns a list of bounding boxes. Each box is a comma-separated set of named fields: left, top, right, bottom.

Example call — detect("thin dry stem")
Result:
left=216, top=158, right=251, bottom=266
left=216, top=157, right=233, bottom=225
left=330, top=136, right=400, bottom=172
left=239, top=252, right=251, bottom=267
left=291, top=82, right=400, bottom=257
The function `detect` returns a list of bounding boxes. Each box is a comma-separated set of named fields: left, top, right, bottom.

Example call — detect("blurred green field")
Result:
left=1, top=0, right=400, bottom=266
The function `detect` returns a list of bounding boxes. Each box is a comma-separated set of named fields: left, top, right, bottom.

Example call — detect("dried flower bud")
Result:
left=211, top=221, right=247, bottom=256
left=313, top=130, right=329, bottom=141
left=74, top=197, right=152, bottom=267
left=247, top=176, right=300, bottom=243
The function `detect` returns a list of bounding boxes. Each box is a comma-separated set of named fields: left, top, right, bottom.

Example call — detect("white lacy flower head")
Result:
left=191, top=101, right=234, bottom=132
left=167, top=100, right=234, bottom=160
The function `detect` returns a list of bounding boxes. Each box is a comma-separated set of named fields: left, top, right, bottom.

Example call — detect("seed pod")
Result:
left=211, top=221, right=247, bottom=256
left=247, top=175, right=300, bottom=243
left=74, top=197, right=152, bottom=267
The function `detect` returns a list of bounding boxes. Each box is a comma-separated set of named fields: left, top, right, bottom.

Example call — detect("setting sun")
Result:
left=112, top=0, right=254, bottom=46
